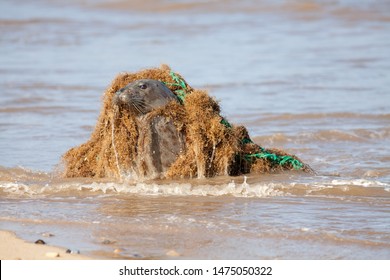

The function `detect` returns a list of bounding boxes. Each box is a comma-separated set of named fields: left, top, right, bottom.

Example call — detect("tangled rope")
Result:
left=164, top=71, right=305, bottom=171
left=163, top=71, right=188, bottom=103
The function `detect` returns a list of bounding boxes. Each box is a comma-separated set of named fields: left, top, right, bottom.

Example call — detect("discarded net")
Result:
left=62, top=65, right=311, bottom=179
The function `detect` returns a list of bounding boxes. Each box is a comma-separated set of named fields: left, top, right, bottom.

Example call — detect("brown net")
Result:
left=62, top=65, right=310, bottom=179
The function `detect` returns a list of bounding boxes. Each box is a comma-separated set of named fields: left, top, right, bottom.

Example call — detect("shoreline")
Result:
left=0, top=230, right=91, bottom=260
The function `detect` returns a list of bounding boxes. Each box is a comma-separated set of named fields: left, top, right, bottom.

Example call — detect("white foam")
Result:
left=329, top=179, right=389, bottom=187
left=0, top=182, right=42, bottom=196
left=1, top=177, right=388, bottom=198
left=81, top=179, right=284, bottom=198
left=0, top=178, right=283, bottom=198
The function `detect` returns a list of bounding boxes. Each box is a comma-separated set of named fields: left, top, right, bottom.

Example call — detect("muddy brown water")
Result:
left=0, top=0, right=389, bottom=259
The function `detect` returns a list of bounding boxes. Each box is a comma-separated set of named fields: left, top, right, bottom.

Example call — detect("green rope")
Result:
left=163, top=70, right=305, bottom=171
left=220, top=118, right=232, bottom=128
left=239, top=136, right=304, bottom=170
left=163, top=71, right=189, bottom=103
left=241, top=138, right=253, bottom=144
left=245, top=152, right=304, bottom=170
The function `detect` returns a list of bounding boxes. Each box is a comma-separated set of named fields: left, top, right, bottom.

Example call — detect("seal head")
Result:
left=113, top=79, right=178, bottom=115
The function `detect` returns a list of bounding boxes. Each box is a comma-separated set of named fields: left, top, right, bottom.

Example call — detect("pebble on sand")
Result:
left=113, top=248, right=123, bottom=254
left=45, top=252, right=60, bottom=258
left=166, top=250, right=180, bottom=257
left=66, top=249, right=80, bottom=254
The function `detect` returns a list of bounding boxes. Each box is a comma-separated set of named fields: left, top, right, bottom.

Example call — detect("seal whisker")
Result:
left=130, top=102, right=141, bottom=114
left=132, top=99, right=148, bottom=106
left=133, top=100, right=149, bottom=114
left=136, top=101, right=148, bottom=114
left=131, top=101, right=145, bottom=115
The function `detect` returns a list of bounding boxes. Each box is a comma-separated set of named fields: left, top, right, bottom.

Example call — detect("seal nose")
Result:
left=119, top=94, right=128, bottom=103
left=114, top=88, right=126, bottom=103
left=113, top=89, right=124, bottom=106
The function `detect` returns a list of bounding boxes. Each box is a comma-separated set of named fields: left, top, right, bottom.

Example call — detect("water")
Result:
left=1, top=0, right=390, bottom=259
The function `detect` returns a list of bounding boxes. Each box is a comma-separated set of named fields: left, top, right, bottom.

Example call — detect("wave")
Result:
left=241, top=112, right=390, bottom=123
left=1, top=166, right=389, bottom=199
left=89, top=0, right=390, bottom=22
left=1, top=174, right=389, bottom=199
left=252, top=127, right=390, bottom=145
left=0, top=178, right=281, bottom=198
left=301, top=129, right=390, bottom=142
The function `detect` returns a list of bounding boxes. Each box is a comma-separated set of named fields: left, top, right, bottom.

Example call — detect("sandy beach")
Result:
left=0, top=230, right=90, bottom=260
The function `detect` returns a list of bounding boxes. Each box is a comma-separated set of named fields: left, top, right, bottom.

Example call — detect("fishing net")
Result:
left=62, top=65, right=311, bottom=179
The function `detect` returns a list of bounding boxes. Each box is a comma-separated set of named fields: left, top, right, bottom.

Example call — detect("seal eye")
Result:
left=139, top=84, right=147, bottom=90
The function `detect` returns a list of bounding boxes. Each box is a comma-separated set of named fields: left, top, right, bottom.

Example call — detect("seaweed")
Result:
left=62, top=65, right=311, bottom=179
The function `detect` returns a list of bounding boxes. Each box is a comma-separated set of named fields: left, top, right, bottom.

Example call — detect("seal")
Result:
left=113, top=79, right=185, bottom=179
left=113, top=79, right=178, bottom=115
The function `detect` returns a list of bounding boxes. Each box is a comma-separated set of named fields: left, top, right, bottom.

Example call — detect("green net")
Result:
left=163, top=71, right=188, bottom=103
left=242, top=138, right=304, bottom=170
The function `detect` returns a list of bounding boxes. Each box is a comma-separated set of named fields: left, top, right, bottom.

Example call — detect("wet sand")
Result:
left=0, top=230, right=90, bottom=260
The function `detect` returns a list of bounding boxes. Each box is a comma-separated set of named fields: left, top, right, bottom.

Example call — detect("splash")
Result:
left=1, top=175, right=389, bottom=199
left=0, top=179, right=282, bottom=198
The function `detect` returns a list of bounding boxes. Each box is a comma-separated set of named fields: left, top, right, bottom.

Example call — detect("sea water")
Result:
left=0, top=0, right=389, bottom=259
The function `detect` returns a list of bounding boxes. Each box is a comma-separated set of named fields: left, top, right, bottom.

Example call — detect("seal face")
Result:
left=113, top=79, right=178, bottom=115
